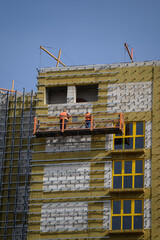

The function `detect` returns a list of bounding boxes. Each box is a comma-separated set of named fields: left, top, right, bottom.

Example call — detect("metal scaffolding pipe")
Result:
left=29, top=195, right=110, bottom=202
left=22, top=89, right=34, bottom=239
left=1, top=156, right=111, bottom=163
left=2, top=139, right=109, bottom=149
left=0, top=184, right=110, bottom=193
left=0, top=208, right=110, bottom=215
left=31, top=147, right=111, bottom=154
left=4, top=91, right=17, bottom=238
left=0, top=92, right=9, bottom=197
left=1, top=174, right=110, bottom=185
left=27, top=226, right=110, bottom=232
left=12, top=89, right=25, bottom=240
left=1, top=166, right=109, bottom=177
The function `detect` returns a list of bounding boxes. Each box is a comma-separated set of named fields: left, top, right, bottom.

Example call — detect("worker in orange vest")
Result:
left=59, top=109, right=70, bottom=130
left=85, top=111, right=91, bottom=128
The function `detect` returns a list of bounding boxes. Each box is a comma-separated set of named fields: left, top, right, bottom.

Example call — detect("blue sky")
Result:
left=0, top=0, right=160, bottom=92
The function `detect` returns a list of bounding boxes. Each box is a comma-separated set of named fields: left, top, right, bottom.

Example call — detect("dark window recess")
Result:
left=46, top=87, right=67, bottom=104
left=114, top=138, right=123, bottom=149
left=76, top=84, right=98, bottom=102
left=115, top=132, right=123, bottom=137
left=124, top=137, right=133, bottom=149
left=125, top=123, right=133, bottom=136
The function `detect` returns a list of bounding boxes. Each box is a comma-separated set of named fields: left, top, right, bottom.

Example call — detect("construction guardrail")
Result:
left=33, top=113, right=124, bottom=137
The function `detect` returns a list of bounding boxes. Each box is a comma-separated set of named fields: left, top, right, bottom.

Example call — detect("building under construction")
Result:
left=0, top=60, right=160, bottom=240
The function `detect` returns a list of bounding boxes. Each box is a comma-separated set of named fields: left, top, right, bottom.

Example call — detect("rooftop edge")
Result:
left=38, top=60, right=160, bottom=73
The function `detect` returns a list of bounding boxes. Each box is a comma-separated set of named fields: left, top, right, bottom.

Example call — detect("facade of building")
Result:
left=0, top=60, right=160, bottom=239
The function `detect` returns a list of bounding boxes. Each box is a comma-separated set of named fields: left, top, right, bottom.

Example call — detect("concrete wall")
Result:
left=67, top=86, right=76, bottom=103
left=41, top=202, right=88, bottom=232
left=104, top=161, right=112, bottom=188
left=103, top=201, right=111, bottom=229
left=144, top=199, right=151, bottom=229
left=145, top=121, right=152, bottom=149
left=43, top=163, right=90, bottom=192
left=105, top=134, right=113, bottom=150
left=107, top=81, right=152, bottom=113
left=48, top=102, right=93, bottom=117
left=46, top=135, right=91, bottom=152
left=144, top=159, right=151, bottom=188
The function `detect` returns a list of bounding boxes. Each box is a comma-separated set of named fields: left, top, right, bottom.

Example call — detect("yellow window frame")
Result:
left=113, top=122, right=145, bottom=150
left=111, top=199, right=143, bottom=230
left=112, top=160, right=144, bottom=189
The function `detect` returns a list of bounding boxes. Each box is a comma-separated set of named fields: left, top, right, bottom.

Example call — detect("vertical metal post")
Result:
left=90, top=115, right=93, bottom=131
left=62, top=117, right=65, bottom=132
left=33, top=116, right=37, bottom=134
left=0, top=92, right=9, bottom=197
left=119, top=113, right=124, bottom=134
left=4, top=91, right=17, bottom=239
left=12, top=89, right=25, bottom=239
left=21, top=90, right=33, bottom=239
left=11, top=80, right=14, bottom=93
left=0, top=92, right=9, bottom=238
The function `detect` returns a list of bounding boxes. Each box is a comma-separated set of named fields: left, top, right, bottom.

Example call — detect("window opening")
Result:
left=112, top=160, right=144, bottom=189
left=76, top=84, right=98, bottom=103
left=111, top=199, right=143, bottom=230
left=46, top=86, right=67, bottom=104
left=114, top=122, right=144, bottom=150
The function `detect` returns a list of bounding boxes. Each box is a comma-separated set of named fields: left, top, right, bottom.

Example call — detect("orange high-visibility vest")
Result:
left=85, top=113, right=91, bottom=121
left=59, top=112, right=69, bottom=121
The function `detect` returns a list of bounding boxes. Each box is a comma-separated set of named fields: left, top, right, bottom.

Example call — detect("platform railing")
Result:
left=33, top=113, right=124, bottom=135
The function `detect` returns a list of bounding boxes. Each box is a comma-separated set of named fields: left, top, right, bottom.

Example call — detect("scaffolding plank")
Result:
left=35, top=127, right=122, bottom=138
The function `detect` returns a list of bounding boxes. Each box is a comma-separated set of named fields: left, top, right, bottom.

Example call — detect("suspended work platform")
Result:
left=34, top=113, right=124, bottom=138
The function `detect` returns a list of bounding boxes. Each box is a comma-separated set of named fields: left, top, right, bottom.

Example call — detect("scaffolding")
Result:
left=0, top=89, right=117, bottom=239
left=0, top=90, right=35, bottom=239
